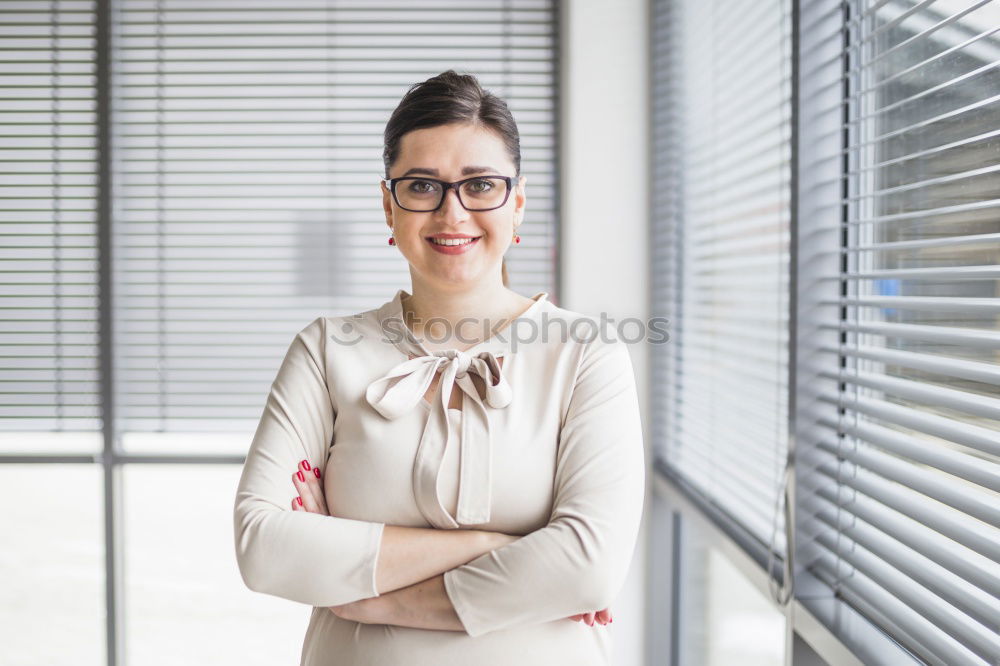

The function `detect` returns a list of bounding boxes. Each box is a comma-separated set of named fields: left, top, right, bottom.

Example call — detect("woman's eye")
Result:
left=466, top=179, right=494, bottom=193
left=407, top=180, right=437, bottom=194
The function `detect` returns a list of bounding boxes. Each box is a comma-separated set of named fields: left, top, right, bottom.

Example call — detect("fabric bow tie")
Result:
left=365, top=349, right=513, bottom=528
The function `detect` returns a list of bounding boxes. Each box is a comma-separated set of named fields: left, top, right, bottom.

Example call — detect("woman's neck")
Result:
left=401, top=282, right=533, bottom=349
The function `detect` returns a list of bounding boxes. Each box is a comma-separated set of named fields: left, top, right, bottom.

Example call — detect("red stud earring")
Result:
left=388, top=236, right=395, bottom=246
left=513, top=234, right=521, bottom=244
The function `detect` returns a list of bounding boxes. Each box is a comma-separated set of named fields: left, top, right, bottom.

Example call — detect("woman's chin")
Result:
left=421, top=265, right=490, bottom=287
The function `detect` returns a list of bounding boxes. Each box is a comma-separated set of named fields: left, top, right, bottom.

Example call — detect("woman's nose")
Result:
left=436, top=187, right=469, bottom=221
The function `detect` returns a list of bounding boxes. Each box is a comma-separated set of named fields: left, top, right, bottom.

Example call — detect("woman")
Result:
left=233, top=70, right=645, bottom=665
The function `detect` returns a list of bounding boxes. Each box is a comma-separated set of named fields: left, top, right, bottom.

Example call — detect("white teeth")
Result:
left=430, top=237, right=478, bottom=246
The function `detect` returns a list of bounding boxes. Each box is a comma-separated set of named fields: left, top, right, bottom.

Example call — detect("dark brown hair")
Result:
left=383, top=70, right=521, bottom=287
left=383, top=70, right=521, bottom=177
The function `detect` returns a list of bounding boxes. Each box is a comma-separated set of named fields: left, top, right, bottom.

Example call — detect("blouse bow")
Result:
left=364, top=349, right=513, bottom=528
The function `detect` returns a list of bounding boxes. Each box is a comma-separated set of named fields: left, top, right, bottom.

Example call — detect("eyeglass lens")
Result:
left=394, top=177, right=509, bottom=211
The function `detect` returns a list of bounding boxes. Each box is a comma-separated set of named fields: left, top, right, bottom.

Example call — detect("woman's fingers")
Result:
left=291, top=459, right=330, bottom=515
left=567, top=609, right=612, bottom=626
left=291, top=464, right=319, bottom=513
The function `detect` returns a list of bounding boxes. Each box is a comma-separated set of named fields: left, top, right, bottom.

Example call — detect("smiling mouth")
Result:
left=427, top=236, right=482, bottom=246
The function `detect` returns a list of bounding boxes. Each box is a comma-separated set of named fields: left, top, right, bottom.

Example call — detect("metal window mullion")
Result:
left=94, top=0, right=123, bottom=665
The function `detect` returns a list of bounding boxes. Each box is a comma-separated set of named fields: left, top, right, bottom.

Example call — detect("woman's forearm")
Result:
left=378, top=574, right=465, bottom=631
left=374, top=526, right=516, bottom=595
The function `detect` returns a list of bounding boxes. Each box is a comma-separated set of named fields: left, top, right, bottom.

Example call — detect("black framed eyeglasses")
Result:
left=385, top=176, right=514, bottom=212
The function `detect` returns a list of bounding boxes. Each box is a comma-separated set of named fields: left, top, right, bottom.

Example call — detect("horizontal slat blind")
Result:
left=651, top=0, right=792, bottom=551
left=0, top=0, right=102, bottom=432
left=111, top=0, right=558, bottom=436
left=801, top=1, right=1000, bottom=664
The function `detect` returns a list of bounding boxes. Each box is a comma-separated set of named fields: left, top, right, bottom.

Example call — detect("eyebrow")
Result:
left=400, top=166, right=501, bottom=177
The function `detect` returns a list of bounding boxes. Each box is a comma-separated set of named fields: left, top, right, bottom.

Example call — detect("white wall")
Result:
left=559, top=1, right=651, bottom=664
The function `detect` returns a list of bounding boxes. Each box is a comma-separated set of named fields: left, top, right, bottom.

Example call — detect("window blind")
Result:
left=650, top=0, right=793, bottom=552
left=110, top=0, right=559, bottom=440
left=797, top=1, right=1000, bottom=664
left=0, top=0, right=102, bottom=433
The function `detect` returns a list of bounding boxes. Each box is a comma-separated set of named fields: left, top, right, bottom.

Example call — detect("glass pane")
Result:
left=0, top=464, right=105, bottom=666
left=0, top=431, right=102, bottom=455
left=124, top=464, right=309, bottom=666
left=679, top=520, right=786, bottom=666
left=703, top=548, right=786, bottom=666
left=852, top=0, right=1000, bottom=415
left=0, top=0, right=102, bottom=434
left=110, top=3, right=559, bottom=436
left=121, top=431, right=252, bottom=456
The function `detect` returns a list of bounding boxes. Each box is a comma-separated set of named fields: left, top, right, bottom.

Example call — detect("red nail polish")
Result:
left=296, top=497, right=303, bottom=506
left=302, top=460, right=311, bottom=471
left=314, top=468, right=321, bottom=478
left=297, top=470, right=305, bottom=482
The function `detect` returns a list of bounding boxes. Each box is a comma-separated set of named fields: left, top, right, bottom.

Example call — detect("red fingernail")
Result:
left=297, top=470, right=305, bottom=482
left=314, top=468, right=321, bottom=478
left=301, top=460, right=311, bottom=471
left=296, top=497, right=303, bottom=506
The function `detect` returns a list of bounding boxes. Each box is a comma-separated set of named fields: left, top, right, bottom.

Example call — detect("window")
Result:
left=651, top=0, right=793, bottom=553
left=0, top=0, right=102, bottom=441
left=110, top=0, right=560, bottom=445
left=797, top=1, right=1000, bottom=664
left=652, top=0, right=1000, bottom=664
left=0, top=1, right=560, bottom=664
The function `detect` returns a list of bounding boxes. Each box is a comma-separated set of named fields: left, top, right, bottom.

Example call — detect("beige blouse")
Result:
left=233, top=288, right=646, bottom=665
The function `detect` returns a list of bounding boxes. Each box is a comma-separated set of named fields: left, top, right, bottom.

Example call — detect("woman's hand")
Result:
left=291, top=460, right=389, bottom=622
left=328, top=596, right=392, bottom=624
left=568, top=607, right=613, bottom=626
left=290, top=459, right=329, bottom=516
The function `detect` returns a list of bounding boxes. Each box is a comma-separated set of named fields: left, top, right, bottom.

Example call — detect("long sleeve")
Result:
left=233, top=316, right=386, bottom=607
left=442, top=333, right=646, bottom=637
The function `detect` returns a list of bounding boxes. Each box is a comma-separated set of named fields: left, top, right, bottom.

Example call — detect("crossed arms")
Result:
left=233, top=317, right=644, bottom=637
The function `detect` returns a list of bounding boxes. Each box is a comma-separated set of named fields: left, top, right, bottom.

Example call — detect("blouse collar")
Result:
left=374, top=288, right=550, bottom=359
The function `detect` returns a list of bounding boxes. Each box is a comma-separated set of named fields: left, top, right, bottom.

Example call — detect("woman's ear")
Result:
left=513, top=175, right=527, bottom=223
left=381, top=180, right=393, bottom=224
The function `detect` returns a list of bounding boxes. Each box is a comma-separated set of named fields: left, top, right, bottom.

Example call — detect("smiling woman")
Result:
left=233, top=70, right=645, bottom=666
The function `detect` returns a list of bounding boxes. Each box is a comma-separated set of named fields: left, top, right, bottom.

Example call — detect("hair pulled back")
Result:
left=383, top=70, right=521, bottom=177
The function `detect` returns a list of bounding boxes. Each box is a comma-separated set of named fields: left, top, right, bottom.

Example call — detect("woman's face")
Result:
left=381, top=122, right=526, bottom=289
